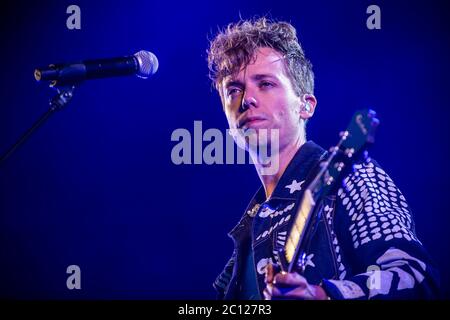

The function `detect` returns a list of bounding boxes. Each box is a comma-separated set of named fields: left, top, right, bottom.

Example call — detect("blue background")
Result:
left=0, top=0, right=449, bottom=299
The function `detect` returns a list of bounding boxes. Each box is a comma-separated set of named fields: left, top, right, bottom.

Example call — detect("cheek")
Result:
left=224, top=100, right=241, bottom=120
left=224, top=108, right=238, bottom=129
left=286, top=103, right=301, bottom=121
left=274, top=105, right=298, bottom=123
left=275, top=110, right=285, bottom=119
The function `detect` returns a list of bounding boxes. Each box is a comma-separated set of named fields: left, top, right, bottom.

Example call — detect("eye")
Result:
left=227, top=87, right=242, bottom=97
left=259, top=81, right=274, bottom=89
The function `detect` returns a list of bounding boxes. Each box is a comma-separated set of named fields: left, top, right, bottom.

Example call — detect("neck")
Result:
left=251, top=135, right=306, bottom=199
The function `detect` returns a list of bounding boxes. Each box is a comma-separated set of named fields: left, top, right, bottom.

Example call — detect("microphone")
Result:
left=34, top=50, right=159, bottom=86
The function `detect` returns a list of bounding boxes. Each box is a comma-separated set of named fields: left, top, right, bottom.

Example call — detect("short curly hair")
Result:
left=207, top=17, right=314, bottom=97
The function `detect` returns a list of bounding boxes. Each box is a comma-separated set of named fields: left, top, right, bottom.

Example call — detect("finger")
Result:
left=269, top=285, right=306, bottom=300
left=269, top=281, right=298, bottom=297
left=265, top=263, right=274, bottom=284
left=273, top=272, right=308, bottom=287
left=272, top=283, right=324, bottom=300
left=276, top=286, right=310, bottom=299
left=263, top=285, right=273, bottom=300
left=281, top=285, right=320, bottom=300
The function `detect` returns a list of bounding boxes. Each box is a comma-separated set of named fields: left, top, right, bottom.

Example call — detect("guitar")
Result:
left=276, top=109, right=380, bottom=273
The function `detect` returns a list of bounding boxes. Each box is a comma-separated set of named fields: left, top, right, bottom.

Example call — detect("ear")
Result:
left=299, top=94, right=317, bottom=120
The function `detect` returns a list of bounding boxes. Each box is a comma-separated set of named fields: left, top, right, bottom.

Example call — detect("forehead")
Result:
left=222, top=47, right=287, bottom=84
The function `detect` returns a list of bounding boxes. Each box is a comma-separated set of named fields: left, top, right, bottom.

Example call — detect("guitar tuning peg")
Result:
left=334, top=162, right=345, bottom=172
left=339, top=131, right=349, bottom=139
left=326, top=176, right=334, bottom=185
left=345, top=148, right=355, bottom=158
left=329, top=146, right=339, bottom=153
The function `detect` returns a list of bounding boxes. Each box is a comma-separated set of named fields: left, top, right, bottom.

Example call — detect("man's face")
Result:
left=220, top=47, right=305, bottom=153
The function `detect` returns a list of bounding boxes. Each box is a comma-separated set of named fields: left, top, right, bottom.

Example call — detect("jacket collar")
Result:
left=228, top=140, right=326, bottom=241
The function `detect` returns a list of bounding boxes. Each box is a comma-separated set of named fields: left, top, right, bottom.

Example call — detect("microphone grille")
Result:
left=134, top=50, right=159, bottom=78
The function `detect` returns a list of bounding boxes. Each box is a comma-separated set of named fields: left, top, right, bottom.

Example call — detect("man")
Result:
left=207, top=18, right=439, bottom=299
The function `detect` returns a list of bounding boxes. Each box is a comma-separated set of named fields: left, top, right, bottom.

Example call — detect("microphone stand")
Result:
left=0, top=84, right=76, bottom=165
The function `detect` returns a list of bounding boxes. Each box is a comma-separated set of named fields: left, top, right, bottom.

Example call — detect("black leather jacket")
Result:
left=214, top=141, right=440, bottom=299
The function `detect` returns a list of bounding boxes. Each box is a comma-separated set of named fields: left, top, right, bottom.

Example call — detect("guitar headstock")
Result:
left=339, top=109, right=379, bottom=159
left=318, top=109, right=380, bottom=191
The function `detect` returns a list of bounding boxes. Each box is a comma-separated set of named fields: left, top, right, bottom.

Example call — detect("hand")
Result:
left=263, top=263, right=329, bottom=300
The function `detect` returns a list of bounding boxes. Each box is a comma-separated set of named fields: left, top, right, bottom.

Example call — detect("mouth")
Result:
left=238, top=116, right=267, bottom=130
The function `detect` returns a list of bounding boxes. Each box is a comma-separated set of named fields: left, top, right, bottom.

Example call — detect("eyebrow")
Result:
left=224, top=73, right=280, bottom=88
left=224, top=80, right=244, bottom=89
left=252, top=73, right=279, bottom=81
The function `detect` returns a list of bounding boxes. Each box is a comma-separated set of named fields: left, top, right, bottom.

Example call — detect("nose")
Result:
left=239, top=91, right=257, bottom=113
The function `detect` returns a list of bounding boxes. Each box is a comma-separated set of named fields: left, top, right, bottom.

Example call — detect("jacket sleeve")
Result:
left=213, top=249, right=236, bottom=299
left=321, top=161, right=440, bottom=299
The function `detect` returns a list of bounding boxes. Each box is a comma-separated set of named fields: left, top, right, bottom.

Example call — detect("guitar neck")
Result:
left=279, top=150, right=339, bottom=274
left=281, top=187, right=317, bottom=273
left=278, top=130, right=371, bottom=273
